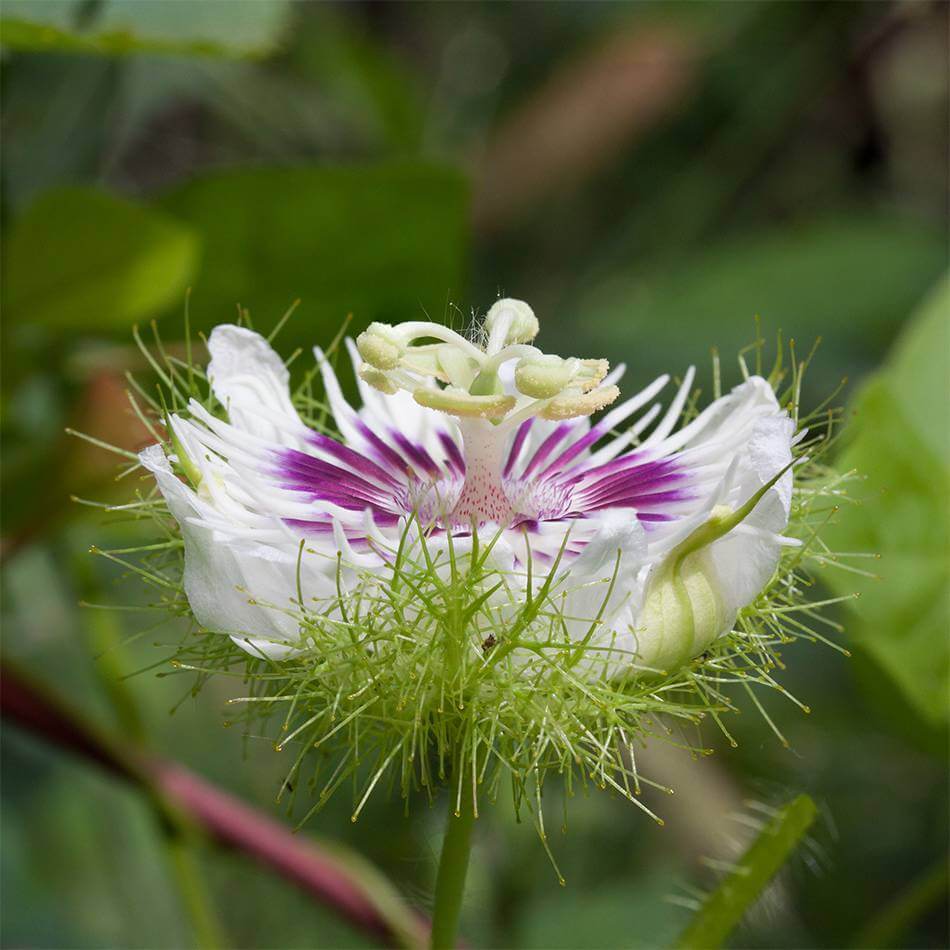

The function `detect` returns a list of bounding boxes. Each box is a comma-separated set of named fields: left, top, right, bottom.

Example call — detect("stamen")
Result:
left=356, top=323, right=403, bottom=369
left=358, top=299, right=619, bottom=431
left=358, top=366, right=399, bottom=395
left=542, top=386, right=621, bottom=420
left=414, top=388, right=515, bottom=419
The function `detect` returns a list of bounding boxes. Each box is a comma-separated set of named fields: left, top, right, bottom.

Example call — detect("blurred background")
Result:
left=1, top=1, right=948, bottom=947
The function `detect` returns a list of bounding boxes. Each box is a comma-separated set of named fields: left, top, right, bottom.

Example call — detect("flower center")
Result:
left=355, top=299, right=626, bottom=529
left=355, top=299, right=621, bottom=430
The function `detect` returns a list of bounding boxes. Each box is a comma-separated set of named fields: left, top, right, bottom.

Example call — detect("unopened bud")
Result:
left=635, top=504, right=752, bottom=671
left=637, top=552, right=726, bottom=673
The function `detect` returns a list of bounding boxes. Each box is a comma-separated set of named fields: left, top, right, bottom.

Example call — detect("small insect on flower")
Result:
left=132, top=299, right=845, bottom=830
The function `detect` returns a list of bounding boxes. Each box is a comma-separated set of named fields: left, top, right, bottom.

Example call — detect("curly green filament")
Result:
left=430, top=781, right=475, bottom=950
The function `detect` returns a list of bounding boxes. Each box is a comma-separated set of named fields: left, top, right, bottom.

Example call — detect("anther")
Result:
left=541, top=385, right=620, bottom=420
left=414, top=387, right=515, bottom=419
left=356, top=322, right=404, bottom=369
left=358, top=365, right=400, bottom=395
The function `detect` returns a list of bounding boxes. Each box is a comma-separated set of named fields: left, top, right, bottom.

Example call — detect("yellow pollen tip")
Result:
left=358, top=364, right=400, bottom=395
left=541, top=385, right=620, bottom=420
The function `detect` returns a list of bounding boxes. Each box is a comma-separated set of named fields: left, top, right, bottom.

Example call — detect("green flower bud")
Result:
left=637, top=544, right=728, bottom=673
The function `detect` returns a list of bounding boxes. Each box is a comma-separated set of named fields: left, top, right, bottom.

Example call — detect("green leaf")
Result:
left=821, top=276, right=950, bottom=725
left=575, top=215, right=946, bottom=397
left=3, top=187, right=199, bottom=330
left=887, top=276, right=950, bottom=466
left=1, top=0, right=76, bottom=30
left=675, top=795, right=818, bottom=950
left=1, top=0, right=290, bottom=58
left=288, top=9, right=424, bottom=152
left=850, top=856, right=950, bottom=949
left=159, top=163, right=469, bottom=338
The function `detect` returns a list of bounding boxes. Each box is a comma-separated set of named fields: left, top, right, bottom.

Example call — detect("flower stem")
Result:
left=0, top=659, right=428, bottom=948
left=430, top=781, right=475, bottom=950
left=165, top=831, right=226, bottom=949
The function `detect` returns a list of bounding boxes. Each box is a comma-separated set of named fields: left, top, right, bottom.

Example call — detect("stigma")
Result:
left=355, top=299, right=620, bottom=429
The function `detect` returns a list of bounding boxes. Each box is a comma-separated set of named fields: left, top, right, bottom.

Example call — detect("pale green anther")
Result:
left=514, top=355, right=574, bottom=398
left=484, top=299, right=539, bottom=346
left=414, top=387, right=515, bottom=419
left=356, top=322, right=403, bottom=370
left=575, top=358, right=610, bottom=392
left=358, top=365, right=400, bottom=395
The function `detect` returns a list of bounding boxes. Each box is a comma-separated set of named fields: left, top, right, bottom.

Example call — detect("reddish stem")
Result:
left=1, top=661, right=427, bottom=948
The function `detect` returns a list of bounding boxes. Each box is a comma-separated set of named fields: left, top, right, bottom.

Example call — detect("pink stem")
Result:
left=1, top=661, right=427, bottom=948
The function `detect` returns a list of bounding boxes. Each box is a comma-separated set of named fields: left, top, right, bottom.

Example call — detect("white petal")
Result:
left=559, top=510, right=648, bottom=662
left=701, top=412, right=796, bottom=613
left=207, top=325, right=302, bottom=444
left=600, top=377, right=798, bottom=671
left=139, top=444, right=345, bottom=659
left=665, top=375, right=781, bottom=458
left=326, top=340, right=461, bottom=467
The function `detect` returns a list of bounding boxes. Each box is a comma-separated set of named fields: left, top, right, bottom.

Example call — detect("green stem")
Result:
left=165, top=831, right=226, bottom=949
left=430, top=781, right=475, bottom=950
left=850, top=855, right=949, bottom=949
left=78, top=556, right=225, bottom=948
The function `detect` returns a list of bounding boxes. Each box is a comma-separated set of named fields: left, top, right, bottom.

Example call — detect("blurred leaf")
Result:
left=516, top=872, right=687, bottom=949
left=821, top=277, right=950, bottom=725
left=473, top=23, right=700, bottom=232
left=289, top=9, right=425, bottom=152
left=675, top=795, right=818, bottom=950
left=577, top=215, right=946, bottom=397
left=160, top=163, right=469, bottom=337
left=3, top=188, right=199, bottom=331
left=887, top=276, right=950, bottom=467
left=0, top=55, right=116, bottom=213
left=1, top=0, right=290, bottom=58
left=1, top=0, right=77, bottom=30
left=851, top=856, right=950, bottom=949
